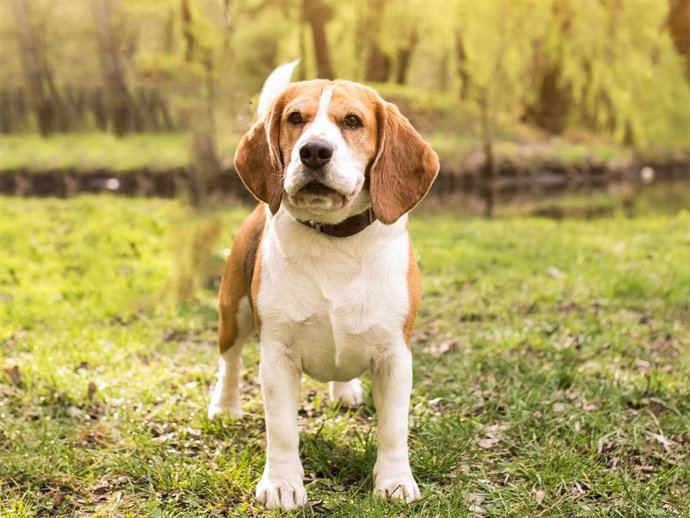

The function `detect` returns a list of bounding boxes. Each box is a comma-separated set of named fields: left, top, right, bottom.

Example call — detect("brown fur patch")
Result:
left=404, top=239, right=422, bottom=348
left=217, top=205, right=266, bottom=353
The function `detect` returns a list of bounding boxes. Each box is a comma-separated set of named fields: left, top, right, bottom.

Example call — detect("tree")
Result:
left=302, top=0, right=334, bottom=79
left=667, top=0, right=690, bottom=83
left=523, top=0, right=573, bottom=134
left=363, top=0, right=391, bottom=82
left=13, top=0, right=57, bottom=135
left=91, top=0, right=133, bottom=136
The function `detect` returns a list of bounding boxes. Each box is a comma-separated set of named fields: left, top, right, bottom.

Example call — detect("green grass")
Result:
left=1, top=196, right=689, bottom=517
left=0, top=134, right=194, bottom=173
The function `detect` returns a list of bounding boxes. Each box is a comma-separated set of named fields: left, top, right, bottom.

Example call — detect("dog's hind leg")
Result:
left=208, top=206, right=265, bottom=420
left=329, top=379, right=364, bottom=407
left=208, top=296, right=254, bottom=419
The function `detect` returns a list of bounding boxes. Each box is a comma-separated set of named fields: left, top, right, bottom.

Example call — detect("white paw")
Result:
left=373, top=464, right=420, bottom=502
left=256, top=478, right=308, bottom=509
left=207, top=402, right=243, bottom=420
left=329, top=379, right=364, bottom=407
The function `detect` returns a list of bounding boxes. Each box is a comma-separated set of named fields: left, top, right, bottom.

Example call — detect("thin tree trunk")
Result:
left=455, top=30, right=471, bottom=100
left=298, top=21, right=308, bottom=81
left=364, top=0, right=390, bottom=82
left=525, top=0, right=572, bottom=134
left=92, top=0, right=131, bottom=136
left=394, top=29, right=418, bottom=85
left=479, top=90, right=495, bottom=219
left=302, top=0, right=334, bottom=79
left=13, top=0, right=55, bottom=135
left=163, top=8, right=176, bottom=54
left=221, top=0, right=232, bottom=53
left=181, top=0, right=195, bottom=63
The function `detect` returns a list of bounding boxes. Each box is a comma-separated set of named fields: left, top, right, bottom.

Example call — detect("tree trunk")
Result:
left=13, top=0, right=55, bottom=135
left=92, top=0, right=132, bottom=136
left=363, top=0, right=390, bottom=82
left=479, top=90, right=495, bottom=219
left=181, top=0, right=195, bottom=63
left=454, top=30, right=471, bottom=100
left=302, top=0, right=334, bottom=79
left=365, top=45, right=391, bottom=82
left=667, top=0, right=690, bottom=82
left=394, top=29, right=418, bottom=85
left=221, top=0, right=232, bottom=53
left=526, top=64, right=570, bottom=134
left=523, top=0, right=572, bottom=134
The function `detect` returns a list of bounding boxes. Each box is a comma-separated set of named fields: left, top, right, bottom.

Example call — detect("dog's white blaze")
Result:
left=313, top=85, right=334, bottom=128
left=282, top=84, right=368, bottom=224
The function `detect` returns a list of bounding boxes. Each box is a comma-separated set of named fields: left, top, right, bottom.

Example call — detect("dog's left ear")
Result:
left=234, top=95, right=286, bottom=214
left=369, top=101, right=439, bottom=224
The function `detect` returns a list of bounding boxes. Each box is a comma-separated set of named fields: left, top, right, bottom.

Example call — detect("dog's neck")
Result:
left=296, top=207, right=376, bottom=238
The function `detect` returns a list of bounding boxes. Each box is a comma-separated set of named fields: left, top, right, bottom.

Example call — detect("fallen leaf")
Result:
left=466, top=493, right=486, bottom=504
left=547, top=266, right=565, bottom=279
left=47, top=489, right=67, bottom=506
left=648, top=432, right=674, bottom=452
left=552, top=402, right=566, bottom=413
left=67, top=406, right=83, bottom=418
left=531, top=487, right=545, bottom=504
left=3, top=365, right=22, bottom=386
left=478, top=437, right=500, bottom=449
left=635, top=359, right=651, bottom=374
left=423, top=339, right=461, bottom=357
left=87, top=382, right=97, bottom=401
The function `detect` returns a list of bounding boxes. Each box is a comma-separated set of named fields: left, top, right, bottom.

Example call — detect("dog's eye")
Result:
left=343, top=114, right=362, bottom=129
left=287, top=111, right=303, bottom=125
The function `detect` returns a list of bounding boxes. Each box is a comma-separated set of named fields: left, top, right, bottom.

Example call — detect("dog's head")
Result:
left=234, top=80, right=439, bottom=225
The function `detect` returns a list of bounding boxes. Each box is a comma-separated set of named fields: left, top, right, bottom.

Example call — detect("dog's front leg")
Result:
left=255, top=341, right=307, bottom=509
left=371, top=345, right=420, bottom=502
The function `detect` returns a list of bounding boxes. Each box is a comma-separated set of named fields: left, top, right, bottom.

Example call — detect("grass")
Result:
left=0, top=134, right=193, bottom=174
left=1, top=196, right=689, bottom=517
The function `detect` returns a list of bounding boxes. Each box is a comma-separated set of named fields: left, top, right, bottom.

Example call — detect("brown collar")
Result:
left=298, top=208, right=376, bottom=237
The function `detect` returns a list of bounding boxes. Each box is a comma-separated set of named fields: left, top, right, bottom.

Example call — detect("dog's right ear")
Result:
left=234, top=95, right=286, bottom=215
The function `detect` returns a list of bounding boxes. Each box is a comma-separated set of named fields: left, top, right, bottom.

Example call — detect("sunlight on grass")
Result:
left=1, top=197, right=688, bottom=516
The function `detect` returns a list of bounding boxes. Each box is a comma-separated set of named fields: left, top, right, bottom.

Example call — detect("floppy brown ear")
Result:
left=233, top=96, right=286, bottom=214
left=369, top=101, right=440, bottom=224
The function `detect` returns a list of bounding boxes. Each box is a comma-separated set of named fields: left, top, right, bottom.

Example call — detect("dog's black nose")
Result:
left=299, top=140, right=333, bottom=169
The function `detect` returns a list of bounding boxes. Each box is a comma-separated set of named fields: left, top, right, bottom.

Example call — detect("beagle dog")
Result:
left=208, top=62, right=439, bottom=509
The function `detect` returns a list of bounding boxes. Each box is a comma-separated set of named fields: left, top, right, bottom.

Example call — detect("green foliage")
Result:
left=1, top=196, right=689, bottom=516
left=3, top=0, right=689, bottom=148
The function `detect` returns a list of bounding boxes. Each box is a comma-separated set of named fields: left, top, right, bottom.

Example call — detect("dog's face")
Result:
left=234, top=79, right=439, bottom=225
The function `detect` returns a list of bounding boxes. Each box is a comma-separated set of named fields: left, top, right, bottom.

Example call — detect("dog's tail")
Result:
left=257, top=60, right=300, bottom=117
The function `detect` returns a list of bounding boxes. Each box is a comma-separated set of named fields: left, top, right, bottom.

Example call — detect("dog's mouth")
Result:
left=288, top=180, right=351, bottom=209
left=299, top=181, right=342, bottom=197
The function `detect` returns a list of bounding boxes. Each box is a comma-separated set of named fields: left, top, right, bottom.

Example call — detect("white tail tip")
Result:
left=257, top=59, right=300, bottom=117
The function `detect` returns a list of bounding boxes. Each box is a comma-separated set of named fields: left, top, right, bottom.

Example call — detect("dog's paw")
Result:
left=373, top=463, right=420, bottom=502
left=256, top=478, right=308, bottom=509
left=374, top=474, right=420, bottom=502
left=329, top=379, right=363, bottom=407
left=207, top=402, right=243, bottom=420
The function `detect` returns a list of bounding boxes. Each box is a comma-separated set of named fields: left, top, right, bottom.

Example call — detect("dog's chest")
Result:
left=257, top=217, right=410, bottom=382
